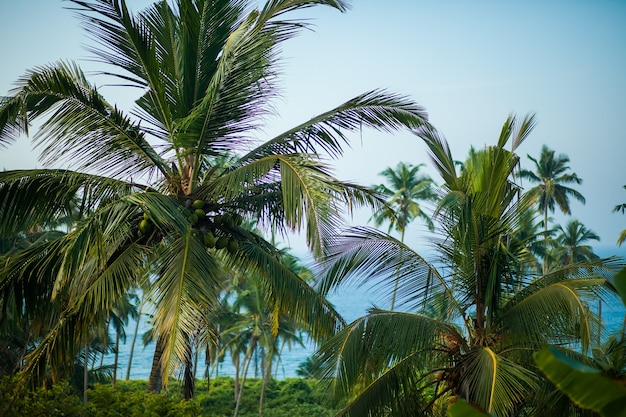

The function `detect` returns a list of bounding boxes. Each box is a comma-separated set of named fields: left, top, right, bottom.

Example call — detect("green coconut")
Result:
left=203, top=231, right=216, bottom=248
left=139, top=219, right=153, bottom=234
left=223, top=214, right=234, bottom=228
left=194, top=208, right=205, bottom=218
left=233, top=213, right=243, bottom=226
left=227, top=239, right=239, bottom=254
left=192, top=199, right=205, bottom=209
left=187, top=213, right=199, bottom=225
left=215, top=236, right=229, bottom=249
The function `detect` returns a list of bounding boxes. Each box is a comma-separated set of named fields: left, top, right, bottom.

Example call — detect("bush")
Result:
left=0, top=376, right=338, bottom=417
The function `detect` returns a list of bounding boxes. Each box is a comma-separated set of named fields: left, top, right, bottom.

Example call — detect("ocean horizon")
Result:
left=108, top=245, right=626, bottom=381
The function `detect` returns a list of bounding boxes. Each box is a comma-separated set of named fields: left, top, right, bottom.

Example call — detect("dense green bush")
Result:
left=0, top=376, right=339, bottom=417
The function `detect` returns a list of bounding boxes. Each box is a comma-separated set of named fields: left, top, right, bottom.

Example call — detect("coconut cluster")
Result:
left=187, top=199, right=243, bottom=254
left=136, top=200, right=245, bottom=255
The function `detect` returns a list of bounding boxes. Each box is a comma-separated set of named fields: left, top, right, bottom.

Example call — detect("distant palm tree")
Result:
left=551, top=219, right=600, bottom=267
left=612, top=185, right=626, bottom=246
left=370, top=162, right=437, bottom=309
left=370, top=162, right=437, bottom=236
left=519, top=145, right=586, bottom=273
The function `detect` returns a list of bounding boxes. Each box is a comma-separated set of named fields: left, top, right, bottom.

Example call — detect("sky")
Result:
left=1, top=0, right=626, bottom=256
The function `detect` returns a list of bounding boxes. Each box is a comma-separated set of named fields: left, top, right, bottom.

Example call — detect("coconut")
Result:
left=194, top=208, right=205, bottom=218
left=187, top=213, right=199, bottom=225
left=223, top=214, right=234, bottom=228
left=233, top=213, right=243, bottom=226
left=227, top=239, right=239, bottom=254
left=215, top=236, right=229, bottom=249
left=192, top=199, right=205, bottom=209
left=143, top=212, right=149, bottom=220
left=139, top=219, right=153, bottom=234
left=203, top=231, right=216, bottom=248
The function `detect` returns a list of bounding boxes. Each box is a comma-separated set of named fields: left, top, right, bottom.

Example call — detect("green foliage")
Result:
left=0, top=376, right=337, bottom=417
left=534, top=345, right=626, bottom=417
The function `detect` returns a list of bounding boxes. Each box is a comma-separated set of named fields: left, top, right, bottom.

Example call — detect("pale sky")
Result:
left=1, top=0, right=626, bottom=256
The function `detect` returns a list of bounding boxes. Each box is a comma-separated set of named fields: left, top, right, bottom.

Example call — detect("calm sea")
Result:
left=111, top=246, right=626, bottom=381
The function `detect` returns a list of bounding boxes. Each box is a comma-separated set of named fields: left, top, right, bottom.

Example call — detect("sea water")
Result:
left=109, top=247, right=626, bottom=381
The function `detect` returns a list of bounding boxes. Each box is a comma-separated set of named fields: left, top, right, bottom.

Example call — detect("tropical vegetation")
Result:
left=0, top=0, right=429, bottom=400
left=315, top=115, right=624, bottom=417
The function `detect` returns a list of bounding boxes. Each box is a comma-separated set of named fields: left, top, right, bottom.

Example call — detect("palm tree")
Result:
left=551, top=219, right=600, bottom=267
left=315, top=115, right=622, bottom=416
left=370, top=162, right=437, bottom=236
left=0, top=0, right=430, bottom=391
left=612, top=185, right=626, bottom=246
left=518, top=144, right=586, bottom=273
left=370, top=162, right=437, bottom=310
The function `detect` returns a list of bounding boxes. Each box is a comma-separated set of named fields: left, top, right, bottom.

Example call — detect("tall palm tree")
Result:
left=0, top=0, right=430, bottom=390
left=518, top=145, right=586, bottom=273
left=370, top=162, right=437, bottom=309
left=315, top=115, right=622, bottom=416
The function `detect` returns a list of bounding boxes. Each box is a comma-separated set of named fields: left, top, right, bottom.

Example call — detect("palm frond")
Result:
left=241, top=89, right=430, bottom=161
left=316, top=311, right=464, bottom=400
left=227, top=232, right=345, bottom=341
left=319, top=225, right=460, bottom=314
left=459, top=347, right=537, bottom=417
left=0, top=169, right=143, bottom=238
left=148, top=231, right=223, bottom=384
left=0, top=61, right=168, bottom=179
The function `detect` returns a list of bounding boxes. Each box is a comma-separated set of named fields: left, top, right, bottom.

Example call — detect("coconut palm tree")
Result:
left=315, top=114, right=622, bottom=416
left=370, top=162, right=437, bottom=236
left=551, top=219, right=600, bottom=267
left=518, top=145, right=586, bottom=273
left=612, top=185, right=626, bottom=246
left=0, top=0, right=430, bottom=390
left=370, top=162, right=438, bottom=310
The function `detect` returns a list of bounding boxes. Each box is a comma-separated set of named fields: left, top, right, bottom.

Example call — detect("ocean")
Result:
left=111, top=283, right=626, bottom=381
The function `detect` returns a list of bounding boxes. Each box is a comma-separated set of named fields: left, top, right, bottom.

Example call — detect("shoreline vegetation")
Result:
left=0, top=376, right=340, bottom=417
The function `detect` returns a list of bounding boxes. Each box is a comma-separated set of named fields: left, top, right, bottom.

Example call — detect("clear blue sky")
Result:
left=1, top=0, right=625, bottom=254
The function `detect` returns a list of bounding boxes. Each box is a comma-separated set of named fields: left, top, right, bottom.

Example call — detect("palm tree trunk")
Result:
left=126, top=301, right=143, bottom=380
left=233, top=335, right=258, bottom=417
left=258, top=344, right=275, bottom=417
left=113, top=329, right=120, bottom=387
left=390, top=229, right=406, bottom=310
left=183, top=341, right=195, bottom=400
left=83, top=340, right=89, bottom=406
left=543, top=205, right=548, bottom=274
left=147, top=335, right=165, bottom=393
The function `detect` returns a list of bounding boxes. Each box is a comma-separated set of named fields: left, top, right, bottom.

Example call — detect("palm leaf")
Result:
left=535, top=345, right=626, bottom=417
left=459, top=347, right=537, bottom=417
left=316, top=311, right=464, bottom=399
left=0, top=61, right=168, bottom=179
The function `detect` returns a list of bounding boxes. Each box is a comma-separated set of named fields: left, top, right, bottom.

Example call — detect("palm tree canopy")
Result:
left=0, top=0, right=432, bottom=386
left=370, top=161, right=438, bottom=234
left=552, top=219, right=600, bottom=266
left=518, top=144, right=585, bottom=215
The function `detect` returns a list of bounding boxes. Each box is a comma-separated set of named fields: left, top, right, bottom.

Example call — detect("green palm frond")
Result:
left=242, top=89, right=430, bottom=161
left=318, top=226, right=457, bottom=312
left=335, top=353, right=431, bottom=417
left=229, top=232, right=344, bottom=340
left=501, top=278, right=604, bottom=351
left=0, top=169, right=143, bottom=238
left=316, top=311, right=464, bottom=399
left=459, top=347, right=537, bottom=417
left=0, top=61, right=167, bottom=179
left=148, top=231, right=223, bottom=384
